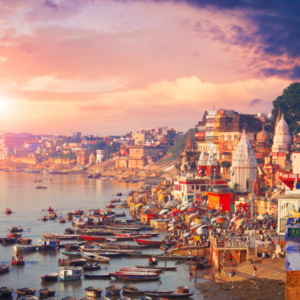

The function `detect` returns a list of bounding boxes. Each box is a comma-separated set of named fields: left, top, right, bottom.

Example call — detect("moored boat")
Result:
left=85, top=287, right=102, bottom=297
left=61, top=251, right=82, bottom=258
left=0, top=286, right=13, bottom=297
left=5, top=208, right=12, bottom=214
left=81, top=252, right=110, bottom=262
left=39, top=288, right=56, bottom=297
left=134, top=239, right=176, bottom=247
left=83, top=263, right=101, bottom=271
left=11, top=255, right=25, bottom=265
left=17, top=238, right=32, bottom=245
left=36, top=186, right=47, bottom=189
left=42, top=234, right=79, bottom=240
left=41, top=273, right=59, bottom=282
left=0, top=264, right=9, bottom=274
left=145, top=292, right=194, bottom=298
left=37, top=239, right=58, bottom=250
left=16, top=287, right=36, bottom=296
left=119, top=268, right=164, bottom=273
left=7, top=232, right=22, bottom=238
left=10, top=226, right=23, bottom=233
left=58, top=266, right=83, bottom=281
left=59, top=218, right=66, bottom=223
left=105, top=285, right=121, bottom=296
left=14, top=245, right=37, bottom=252
left=18, top=296, right=38, bottom=300
left=135, top=265, right=177, bottom=271
left=41, top=216, right=48, bottom=221
left=84, top=274, right=112, bottom=279
left=0, top=237, right=16, bottom=244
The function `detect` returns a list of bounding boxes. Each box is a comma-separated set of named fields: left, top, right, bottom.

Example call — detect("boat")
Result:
left=58, top=258, right=86, bottom=266
left=61, top=251, right=82, bottom=258
left=41, top=216, right=48, bottom=221
left=145, top=293, right=194, bottom=298
left=65, top=228, right=75, bottom=234
left=37, top=239, right=58, bottom=250
left=95, top=242, right=146, bottom=250
left=58, top=266, right=83, bottom=281
left=79, top=235, right=107, bottom=242
left=116, top=193, right=122, bottom=196
left=135, top=265, right=177, bottom=271
left=105, top=285, right=121, bottom=296
left=11, top=255, right=25, bottom=265
left=134, top=239, right=176, bottom=247
left=113, top=271, right=160, bottom=276
left=36, top=186, right=47, bottom=189
left=5, top=208, right=12, bottom=214
left=17, top=238, right=32, bottom=245
left=114, top=233, right=158, bottom=238
left=82, top=250, right=123, bottom=258
left=18, top=296, right=38, bottom=300
left=115, top=213, right=126, bottom=217
left=47, top=207, right=54, bottom=212
left=83, top=263, right=101, bottom=271
left=42, top=234, right=79, bottom=240
left=39, top=288, right=56, bottom=297
left=107, top=204, right=115, bottom=208
left=14, top=245, right=37, bottom=252
left=7, top=232, right=22, bottom=238
left=84, top=274, right=112, bottom=279
left=123, top=288, right=173, bottom=296
left=0, top=286, right=13, bottom=297
left=0, top=237, right=16, bottom=244
left=85, top=287, right=102, bottom=297
left=119, top=268, right=164, bottom=273
left=0, top=264, right=9, bottom=274
left=34, top=180, right=42, bottom=183
left=16, top=287, right=36, bottom=296
left=81, top=252, right=110, bottom=262
left=104, top=225, right=141, bottom=231
left=59, top=218, right=66, bottom=223
left=10, top=226, right=23, bottom=233
left=115, top=204, right=129, bottom=209
left=77, top=229, right=114, bottom=236
left=110, top=274, right=161, bottom=281
left=151, top=254, right=195, bottom=261
left=41, top=273, right=59, bottom=282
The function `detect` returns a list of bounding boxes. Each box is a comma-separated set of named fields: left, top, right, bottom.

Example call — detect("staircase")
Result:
left=215, top=258, right=286, bottom=283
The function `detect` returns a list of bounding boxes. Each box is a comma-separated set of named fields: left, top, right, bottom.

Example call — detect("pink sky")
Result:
left=0, top=0, right=297, bottom=135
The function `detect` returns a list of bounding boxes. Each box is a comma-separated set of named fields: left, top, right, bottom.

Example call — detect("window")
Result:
left=256, top=159, right=262, bottom=164
left=196, top=185, right=199, bottom=190
left=191, top=185, right=195, bottom=190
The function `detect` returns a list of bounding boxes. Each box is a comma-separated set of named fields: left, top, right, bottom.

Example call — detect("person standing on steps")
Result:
left=253, top=265, right=257, bottom=277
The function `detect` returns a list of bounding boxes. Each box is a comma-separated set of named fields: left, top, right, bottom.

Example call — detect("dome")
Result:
left=207, top=149, right=218, bottom=166
left=257, top=124, right=271, bottom=143
left=272, top=114, right=292, bottom=153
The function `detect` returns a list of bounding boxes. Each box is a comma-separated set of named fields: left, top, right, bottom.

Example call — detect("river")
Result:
left=0, top=172, right=206, bottom=299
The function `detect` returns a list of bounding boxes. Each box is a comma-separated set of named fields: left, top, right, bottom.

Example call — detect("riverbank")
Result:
left=196, top=278, right=285, bottom=300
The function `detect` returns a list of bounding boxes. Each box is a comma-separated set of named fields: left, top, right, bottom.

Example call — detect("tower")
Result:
left=185, top=132, right=195, bottom=152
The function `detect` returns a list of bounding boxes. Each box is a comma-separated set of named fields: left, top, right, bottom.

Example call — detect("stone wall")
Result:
left=10, top=155, right=37, bottom=165
left=286, top=271, right=300, bottom=300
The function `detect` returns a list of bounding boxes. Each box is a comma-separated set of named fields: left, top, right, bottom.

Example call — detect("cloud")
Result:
left=249, top=98, right=262, bottom=106
left=262, top=65, right=300, bottom=80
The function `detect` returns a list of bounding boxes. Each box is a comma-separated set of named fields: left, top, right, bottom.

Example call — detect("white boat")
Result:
left=14, top=245, right=37, bottom=252
left=81, top=252, right=110, bottom=262
left=37, top=239, right=58, bottom=250
left=58, top=266, right=83, bottom=281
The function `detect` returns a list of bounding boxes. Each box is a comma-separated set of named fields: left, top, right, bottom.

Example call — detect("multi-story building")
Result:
left=0, top=147, right=8, bottom=160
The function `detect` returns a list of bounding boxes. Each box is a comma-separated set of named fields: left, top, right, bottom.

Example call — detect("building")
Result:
left=96, top=150, right=105, bottom=163
left=255, top=124, right=273, bottom=166
left=0, top=147, right=8, bottom=160
left=271, top=113, right=292, bottom=169
left=197, top=149, right=220, bottom=177
left=230, top=130, right=257, bottom=193
left=133, top=132, right=145, bottom=145
left=157, top=126, right=168, bottom=136
left=1, top=133, right=36, bottom=148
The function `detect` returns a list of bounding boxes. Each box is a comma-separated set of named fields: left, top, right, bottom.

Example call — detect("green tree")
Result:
left=104, top=142, right=121, bottom=159
left=272, top=82, right=300, bottom=134
left=90, top=141, right=107, bottom=151
left=165, top=130, right=177, bottom=146
left=221, top=161, right=231, bottom=169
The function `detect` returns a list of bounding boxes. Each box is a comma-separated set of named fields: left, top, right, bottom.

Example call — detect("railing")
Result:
left=210, top=235, right=248, bottom=249
left=279, top=219, right=286, bottom=234
left=208, top=186, right=235, bottom=193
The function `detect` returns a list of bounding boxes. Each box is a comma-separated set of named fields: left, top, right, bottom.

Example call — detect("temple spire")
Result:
left=185, top=131, right=195, bottom=152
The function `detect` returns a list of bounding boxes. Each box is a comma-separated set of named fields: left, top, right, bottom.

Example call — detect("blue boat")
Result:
left=58, top=266, right=83, bottom=281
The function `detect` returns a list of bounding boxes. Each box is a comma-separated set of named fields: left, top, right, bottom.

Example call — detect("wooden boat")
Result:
left=81, top=252, right=110, bottom=262
left=152, top=254, right=195, bottom=261
left=114, top=233, right=157, bottom=238
left=18, top=296, right=38, bottom=300
left=83, top=263, right=101, bottom=271
left=115, top=213, right=126, bottom=217
left=84, top=274, right=112, bottom=279
left=119, top=268, right=164, bottom=273
left=39, top=288, right=56, bottom=296
left=114, top=271, right=160, bottom=276
left=16, top=287, right=36, bottom=296
left=10, top=226, right=23, bottom=233
left=61, top=251, right=82, bottom=257
left=58, top=267, right=83, bottom=281
left=17, top=238, right=32, bottom=245
left=0, top=286, right=13, bottom=297
left=95, top=242, right=146, bottom=250
left=37, top=239, right=57, bottom=250
left=85, top=287, right=102, bottom=297
left=0, top=264, right=9, bottom=274
left=135, top=265, right=177, bottom=271
left=116, top=193, right=122, bottom=196
left=58, top=258, right=86, bottom=266
left=114, top=204, right=129, bottom=209
left=135, top=239, right=176, bottom=247
left=107, top=204, right=115, bottom=208
left=11, top=256, right=25, bottom=265
left=127, top=253, right=152, bottom=258
left=7, top=232, right=22, bottom=238
left=76, top=229, right=113, bottom=236
left=111, top=275, right=160, bottom=281
left=80, top=235, right=106, bottom=242
left=105, top=285, right=121, bottom=296
left=65, top=228, right=75, bottom=234
left=59, top=218, right=66, bottom=223
left=83, top=251, right=123, bottom=258
left=5, top=208, right=12, bottom=215
left=47, top=207, right=54, bottom=212
left=0, top=237, right=16, bottom=244
left=41, top=216, right=48, bottom=221
left=14, top=245, right=36, bottom=252
left=43, top=234, right=79, bottom=240
left=145, top=293, right=194, bottom=298
left=105, top=225, right=141, bottom=231
left=36, top=186, right=47, bottom=189
left=41, top=273, right=58, bottom=282
left=123, top=289, right=173, bottom=296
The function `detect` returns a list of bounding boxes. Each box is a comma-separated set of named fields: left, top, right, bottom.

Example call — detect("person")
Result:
left=253, top=265, right=257, bottom=277
left=230, top=270, right=235, bottom=277
left=149, top=257, right=153, bottom=263
left=229, top=254, right=233, bottom=262
left=249, top=258, right=253, bottom=264
left=57, top=239, right=60, bottom=246
left=189, top=250, right=192, bottom=257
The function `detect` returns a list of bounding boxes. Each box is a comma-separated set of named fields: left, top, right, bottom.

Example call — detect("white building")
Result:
left=96, top=150, right=104, bottom=163
left=0, top=147, right=8, bottom=160
left=272, top=114, right=292, bottom=153
left=230, top=130, right=257, bottom=192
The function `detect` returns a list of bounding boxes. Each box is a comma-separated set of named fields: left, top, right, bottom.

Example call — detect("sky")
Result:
left=0, top=0, right=299, bottom=135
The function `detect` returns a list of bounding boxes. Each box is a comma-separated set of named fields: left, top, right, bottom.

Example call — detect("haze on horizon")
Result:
left=0, top=0, right=299, bottom=135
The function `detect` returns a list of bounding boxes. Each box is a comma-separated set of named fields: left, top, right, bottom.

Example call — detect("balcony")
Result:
left=208, top=186, right=235, bottom=193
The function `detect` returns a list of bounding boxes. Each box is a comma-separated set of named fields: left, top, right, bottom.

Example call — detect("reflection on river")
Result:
left=0, top=172, right=206, bottom=299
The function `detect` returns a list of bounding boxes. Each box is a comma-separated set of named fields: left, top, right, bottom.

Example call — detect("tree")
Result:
left=272, top=82, right=300, bottom=134
left=104, top=142, right=121, bottom=159
left=165, top=130, right=177, bottom=146
left=221, top=161, right=231, bottom=169
left=90, top=141, right=107, bottom=151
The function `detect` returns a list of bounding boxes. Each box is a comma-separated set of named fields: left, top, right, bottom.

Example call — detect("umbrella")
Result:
left=187, top=207, right=196, bottom=213
left=257, top=215, right=265, bottom=220
left=208, top=209, right=217, bottom=214
left=230, top=217, right=236, bottom=223
left=169, top=211, right=178, bottom=216
left=216, top=218, right=227, bottom=223
left=168, top=226, right=174, bottom=232
left=200, top=224, right=210, bottom=228
left=191, top=223, right=201, bottom=230
left=196, top=227, right=208, bottom=235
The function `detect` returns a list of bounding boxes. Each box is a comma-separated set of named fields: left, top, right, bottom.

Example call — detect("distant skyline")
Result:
left=0, top=0, right=299, bottom=135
